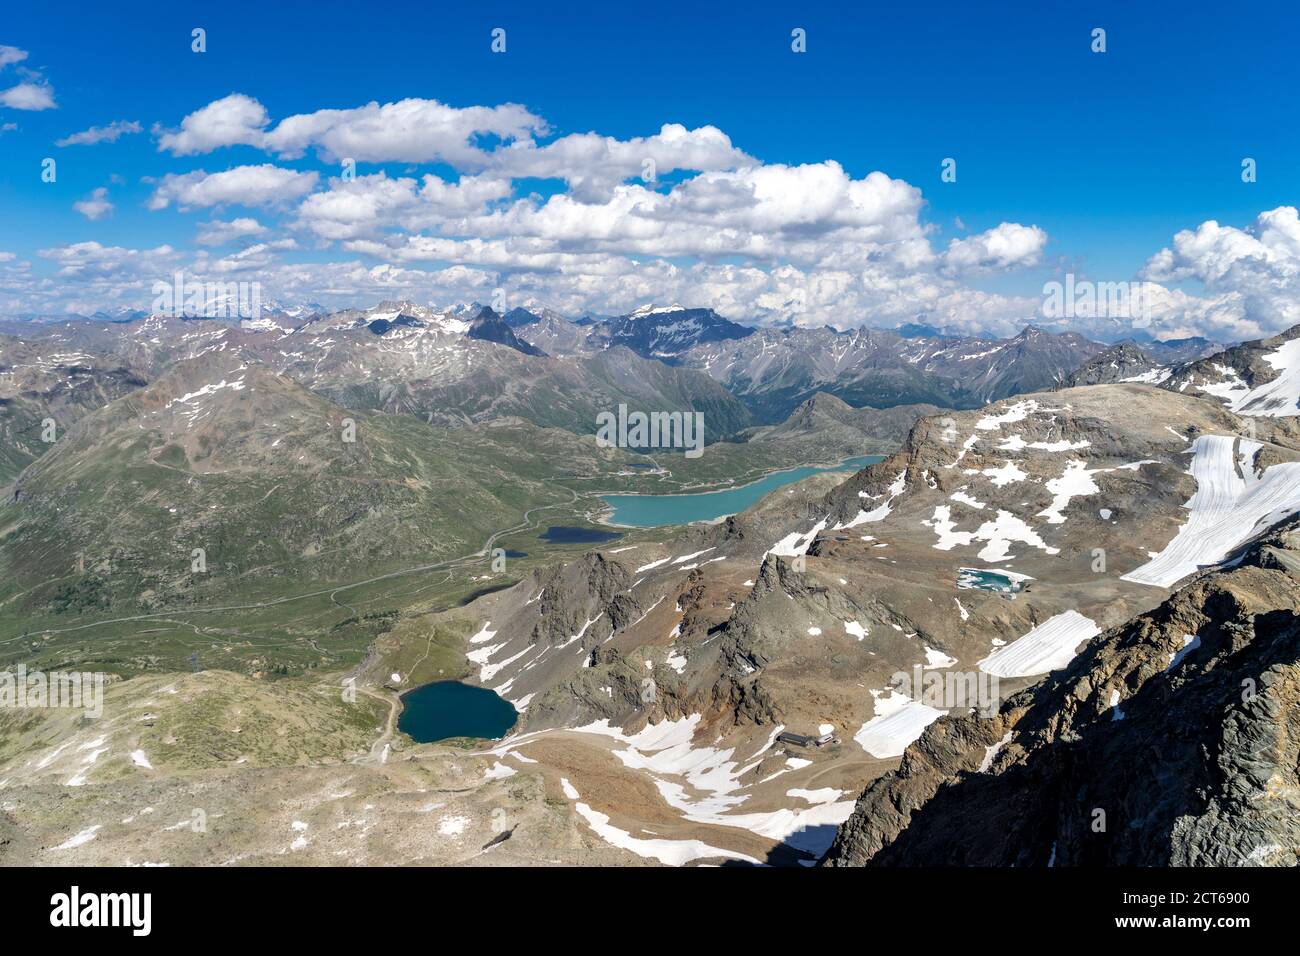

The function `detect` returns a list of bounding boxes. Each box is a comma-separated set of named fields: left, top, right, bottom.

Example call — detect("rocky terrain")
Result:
left=1066, top=342, right=1164, bottom=386
left=515, top=307, right=1117, bottom=421
left=4, top=304, right=753, bottom=438
left=337, top=371, right=1300, bottom=864
left=0, top=669, right=636, bottom=866
left=1161, top=324, right=1300, bottom=418
left=823, top=514, right=1300, bottom=866
left=6, top=306, right=1300, bottom=868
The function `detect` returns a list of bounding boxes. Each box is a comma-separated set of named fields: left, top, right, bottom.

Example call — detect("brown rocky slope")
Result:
left=823, top=514, right=1300, bottom=866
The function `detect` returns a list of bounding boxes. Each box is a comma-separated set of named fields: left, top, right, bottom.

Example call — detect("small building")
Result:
left=778, top=731, right=837, bottom=748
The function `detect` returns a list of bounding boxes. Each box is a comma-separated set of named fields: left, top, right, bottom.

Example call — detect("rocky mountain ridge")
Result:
left=824, top=514, right=1300, bottom=866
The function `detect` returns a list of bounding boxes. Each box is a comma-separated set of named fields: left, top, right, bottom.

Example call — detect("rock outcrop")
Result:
left=823, top=516, right=1300, bottom=867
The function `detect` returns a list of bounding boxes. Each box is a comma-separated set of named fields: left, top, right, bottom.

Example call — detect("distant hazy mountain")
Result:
left=515, top=311, right=596, bottom=355
left=0, top=334, right=149, bottom=483
left=502, top=305, right=570, bottom=328
left=677, top=323, right=1106, bottom=422
left=583, top=305, right=753, bottom=362
left=2, top=303, right=754, bottom=440
left=1066, top=342, right=1162, bottom=386
left=1129, top=331, right=1219, bottom=362
left=270, top=304, right=751, bottom=435
left=894, top=321, right=949, bottom=339
left=6, top=297, right=1270, bottom=459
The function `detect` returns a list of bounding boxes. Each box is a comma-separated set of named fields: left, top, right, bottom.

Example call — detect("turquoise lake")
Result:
left=600, top=455, right=885, bottom=528
left=956, top=567, right=1030, bottom=594
left=398, top=680, right=518, bottom=743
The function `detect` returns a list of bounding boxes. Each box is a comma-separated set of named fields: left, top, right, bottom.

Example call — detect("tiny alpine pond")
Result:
left=398, top=680, right=518, bottom=743
left=956, top=567, right=1031, bottom=594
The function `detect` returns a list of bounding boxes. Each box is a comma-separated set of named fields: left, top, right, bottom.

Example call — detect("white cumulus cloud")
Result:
left=147, top=164, right=319, bottom=211
left=195, top=217, right=268, bottom=246
left=157, top=93, right=546, bottom=167
left=943, top=223, right=1047, bottom=275
left=73, top=187, right=114, bottom=221
left=0, top=81, right=56, bottom=111
left=1140, top=206, right=1300, bottom=338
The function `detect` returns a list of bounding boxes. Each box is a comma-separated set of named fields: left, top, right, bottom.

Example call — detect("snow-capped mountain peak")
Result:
left=629, top=303, right=686, bottom=319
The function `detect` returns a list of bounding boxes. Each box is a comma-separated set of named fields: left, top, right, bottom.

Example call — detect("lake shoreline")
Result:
left=595, top=453, right=886, bottom=529
left=590, top=452, right=887, bottom=502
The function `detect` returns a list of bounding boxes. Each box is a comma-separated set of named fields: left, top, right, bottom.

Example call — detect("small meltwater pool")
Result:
left=956, top=567, right=1032, bottom=594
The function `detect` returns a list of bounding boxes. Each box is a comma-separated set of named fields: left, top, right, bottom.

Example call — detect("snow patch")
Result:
left=1122, top=435, right=1300, bottom=587
left=978, top=611, right=1101, bottom=677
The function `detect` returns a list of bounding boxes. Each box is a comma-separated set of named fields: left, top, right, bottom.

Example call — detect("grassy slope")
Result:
left=0, top=355, right=915, bottom=680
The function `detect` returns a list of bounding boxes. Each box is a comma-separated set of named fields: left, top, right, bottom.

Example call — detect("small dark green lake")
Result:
left=398, top=680, right=518, bottom=743
left=541, top=525, right=624, bottom=544
left=600, top=455, right=886, bottom=528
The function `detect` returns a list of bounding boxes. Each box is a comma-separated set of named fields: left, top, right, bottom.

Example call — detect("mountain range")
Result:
left=3, top=298, right=1298, bottom=870
left=513, top=306, right=1217, bottom=421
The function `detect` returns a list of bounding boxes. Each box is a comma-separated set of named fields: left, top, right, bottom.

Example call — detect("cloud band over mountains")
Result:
left=1, top=80, right=1295, bottom=341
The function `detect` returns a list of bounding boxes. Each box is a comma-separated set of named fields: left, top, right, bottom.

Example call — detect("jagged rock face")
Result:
left=1066, top=342, right=1158, bottom=386
left=530, top=554, right=633, bottom=648
left=465, top=307, right=548, bottom=356
left=823, top=517, right=1300, bottom=867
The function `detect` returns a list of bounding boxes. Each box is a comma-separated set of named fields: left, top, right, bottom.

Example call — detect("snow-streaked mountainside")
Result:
left=0, top=301, right=753, bottom=438
left=1162, top=325, right=1300, bottom=418
left=0, top=333, right=149, bottom=482
left=514, top=310, right=1122, bottom=422
left=1067, top=342, right=1165, bottom=386
left=673, top=324, right=1107, bottom=421
left=6, top=300, right=1245, bottom=430
left=594, top=305, right=753, bottom=361
left=7, top=302, right=1300, bottom=866
left=339, top=373, right=1300, bottom=864
left=0, top=300, right=1133, bottom=445
left=824, top=511, right=1300, bottom=867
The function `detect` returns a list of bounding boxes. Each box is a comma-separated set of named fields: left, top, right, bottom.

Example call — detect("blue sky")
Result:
left=1, top=0, right=1297, bottom=339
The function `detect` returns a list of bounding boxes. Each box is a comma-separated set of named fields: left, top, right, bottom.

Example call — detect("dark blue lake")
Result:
left=398, top=680, right=519, bottom=743
left=540, top=525, right=624, bottom=544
